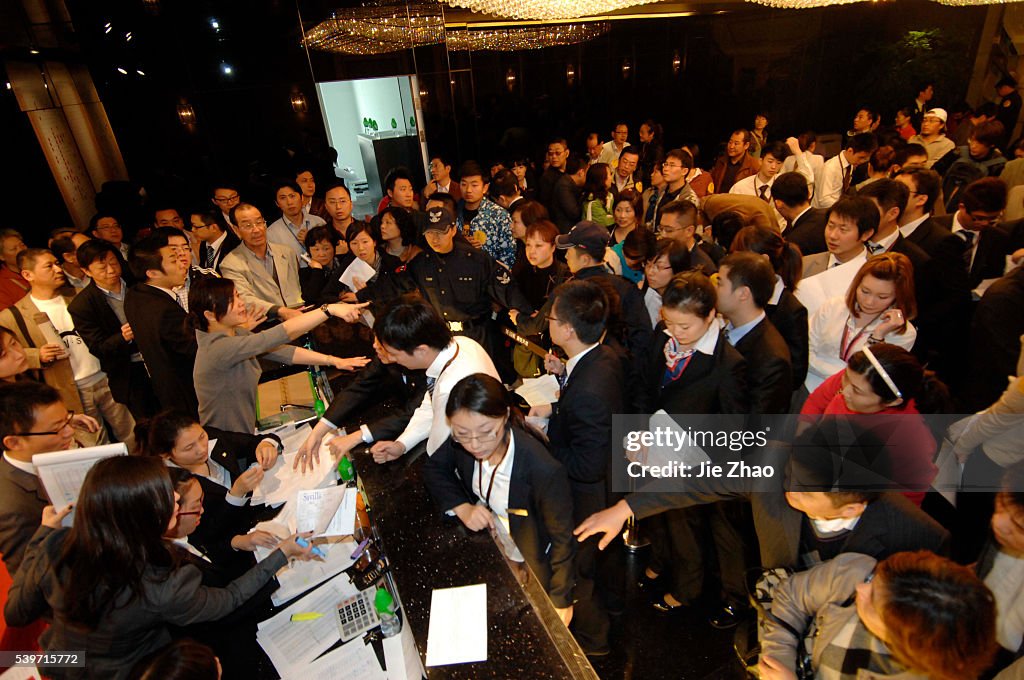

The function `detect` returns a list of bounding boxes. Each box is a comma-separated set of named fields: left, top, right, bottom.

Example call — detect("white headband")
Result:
left=862, top=345, right=902, bottom=401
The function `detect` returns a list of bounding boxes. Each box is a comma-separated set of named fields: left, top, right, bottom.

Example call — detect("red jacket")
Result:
left=710, top=153, right=760, bottom=194
left=0, top=267, right=29, bottom=311
left=800, top=370, right=938, bottom=506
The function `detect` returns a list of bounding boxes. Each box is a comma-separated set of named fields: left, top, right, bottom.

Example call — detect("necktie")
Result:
left=960, top=230, right=976, bottom=269
left=556, top=372, right=568, bottom=392
left=842, top=162, right=852, bottom=194
left=758, top=184, right=770, bottom=202
left=426, top=375, right=437, bottom=398
left=201, top=243, right=213, bottom=269
left=866, top=241, right=885, bottom=255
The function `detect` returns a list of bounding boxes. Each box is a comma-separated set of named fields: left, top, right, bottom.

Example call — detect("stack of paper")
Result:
left=425, top=584, right=487, bottom=667
left=515, top=374, right=560, bottom=407
left=33, top=443, right=127, bottom=526
left=252, top=432, right=337, bottom=506
left=257, top=572, right=359, bottom=676
left=270, top=539, right=359, bottom=606
left=296, top=486, right=357, bottom=537
left=283, top=638, right=387, bottom=680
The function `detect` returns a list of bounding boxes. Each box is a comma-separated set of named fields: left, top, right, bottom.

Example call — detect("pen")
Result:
left=296, top=536, right=327, bottom=558
left=290, top=612, right=324, bottom=621
left=351, top=537, right=371, bottom=560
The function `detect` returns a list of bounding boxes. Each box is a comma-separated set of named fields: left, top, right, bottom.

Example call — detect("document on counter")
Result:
left=33, top=443, right=127, bottom=526
left=296, top=485, right=356, bottom=537
left=257, top=572, right=359, bottom=676
left=384, top=621, right=426, bottom=680
left=270, top=538, right=358, bottom=606
left=514, top=374, right=560, bottom=407
left=425, top=583, right=487, bottom=667
left=339, top=256, right=377, bottom=293
left=253, top=429, right=336, bottom=506
left=283, top=638, right=387, bottom=680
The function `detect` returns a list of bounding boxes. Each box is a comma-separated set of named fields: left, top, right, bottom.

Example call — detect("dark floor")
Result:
left=587, top=545, right=749, bottom=680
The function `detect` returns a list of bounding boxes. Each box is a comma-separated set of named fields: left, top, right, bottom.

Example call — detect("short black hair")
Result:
left=619, top=145, right=641, bottom=159
left=458, top=160, right=487, bottom=183
left=228, top=202, right=259, bottom=228
left=997, top=75, right=1018, bottom=90
left=961, top=177, right=1008, bottom=214
left=430, top=153, right=455, bottom=169
left=425, top=192, right=458, bottom=214
left=50, top=236, right=79, bottom=265
left=88, top=212, right=119, bottom=232
left=322, top=179, right=351, bottom=197
left=345, top=220, right=381, bottom=245
left=76, top=239, right=119, bottom=270
left=129, top=233, right=172, bottom=281
left=858, top=178, right=910, bottom=221
left=892, top=143, right=927, bottom=168
left=761, top=140, right=790, bottom=163
left=272, top=179, right=303, bottom=197
left=830, top=196, right=880, bottom=238
left=847, top=133, right=879, bottom=155
left=662, top=271, right=717, bottom=317
left=489, top=169, right=519, bottom=200
left=17, top=248, right=52, bottom=272
left=564, top=154, right=587, bottom=176
left=375, top=296, right=452, bottom=353
left=552, top=280, right=608, bottom=344
left=188, top=208, right=226, bottom=232
left=896, top=167, right=941, bottom=208
left=304, top=225, right=339, bottom=250
left=771, top=172, right=810, bottom=207
left=187, top=277, right=235, bottom=332
left=384, top=167, right=413, bottom=194
left=719, top=251, right=775, bottom=309
left=0, top=381, right=62, bottom=443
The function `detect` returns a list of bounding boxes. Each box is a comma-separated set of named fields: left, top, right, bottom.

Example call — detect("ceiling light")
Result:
left=117, top=67, right=128, bottom=75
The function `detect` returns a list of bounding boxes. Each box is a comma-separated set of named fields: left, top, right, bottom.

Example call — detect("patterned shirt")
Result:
left=457, top=196, right=517, bottom=268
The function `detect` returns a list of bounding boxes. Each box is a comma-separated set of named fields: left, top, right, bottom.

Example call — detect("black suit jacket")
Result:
left=766, top=289, right=809, bottom=389
left=321, top=357, right=427, bottom=442
left=67, top=281, right=143, bottom=406
left=626, top=443, right=949, bottom=569
left=187, top=428, right=282, bottom=568
left=422, top=426, right=576, bottom=608
left=550, top=174, right=582, bottom=232
left=640, top=328, right=748, bottom=415
left=0, top=457, right=48, bottom=576
left=200, top=230, right=242, bottom=272
left=786, top=207, right=828, bottom=256
left=732, top=316, right=793, bottom=415
left=932, top=215, right=1011, bottom=288
left=548, top=345, right=624, bottom=516
left=965, top=266, right=1024, bottom=411
left=124, top=283, right=198, bottom=414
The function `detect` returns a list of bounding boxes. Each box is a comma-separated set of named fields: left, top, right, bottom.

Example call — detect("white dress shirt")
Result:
left=950, top=212, right=980, bottom=270
left=898, top=213, right=930, bottom=240
left=644, top=287, right=663, bottom=329
left=805, top=296, right=918, bottom=392
left=396, top=336, right=500, bottom=455
left=470, top=431, right=524, bottom=562
left=564, top=343, right=599, bottom=381
left=813, top=153, right=852, bottom=210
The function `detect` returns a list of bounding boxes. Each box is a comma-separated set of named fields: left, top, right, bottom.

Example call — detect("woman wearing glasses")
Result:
left=422, top=373, right=576, bottom=627
left=4, top=456, right=316, bottom=680
left=137, top=410, right=285, bottom=567
left=188, top=277, right=369, bottom=433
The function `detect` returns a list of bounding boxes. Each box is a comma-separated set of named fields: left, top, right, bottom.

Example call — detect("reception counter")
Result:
left=350, top=443, right=599, bottom=680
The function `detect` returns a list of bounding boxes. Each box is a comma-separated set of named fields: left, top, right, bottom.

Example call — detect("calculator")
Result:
left=335, top=589, right=381, bottom=642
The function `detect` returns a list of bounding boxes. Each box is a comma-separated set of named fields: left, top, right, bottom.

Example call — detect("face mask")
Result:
left=810, top=515, right=860, bottom=534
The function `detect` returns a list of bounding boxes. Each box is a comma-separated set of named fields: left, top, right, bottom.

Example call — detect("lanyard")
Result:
left=477, top=431, right=510, bottom=510
left=839, top=312, right=882, bottom=362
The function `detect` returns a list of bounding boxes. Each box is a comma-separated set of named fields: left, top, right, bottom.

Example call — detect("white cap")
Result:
left=924, top=108, right=948, bottom=124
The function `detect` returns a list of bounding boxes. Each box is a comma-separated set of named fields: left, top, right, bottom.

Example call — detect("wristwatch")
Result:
left=319, top=303, right=332, bottom=318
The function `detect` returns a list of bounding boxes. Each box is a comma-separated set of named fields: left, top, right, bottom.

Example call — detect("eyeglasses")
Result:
left=177, top=492, right=205, bottom=517
left=237, top=218, right=267, bottom=230
left=213, top=194, right=239, bottom=204
left=451, top=425, right=505, bottom=446
left=19, top=411, right=76, bottom=436
left=662, top=162, right=683, bottom=169
left=966, top=212, right=1002, bottom=225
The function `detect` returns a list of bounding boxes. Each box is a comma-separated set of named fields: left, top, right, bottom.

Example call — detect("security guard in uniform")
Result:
left=399, top=206, right=533, bottom=357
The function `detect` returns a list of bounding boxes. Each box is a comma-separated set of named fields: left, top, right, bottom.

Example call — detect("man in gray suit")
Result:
left=220, top=203, right=305, bottom=320
left=0, top=381, right=100, bottom=575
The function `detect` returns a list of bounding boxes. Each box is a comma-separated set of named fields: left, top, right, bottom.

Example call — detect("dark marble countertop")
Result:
left=350, top=445, right=598, bottom=680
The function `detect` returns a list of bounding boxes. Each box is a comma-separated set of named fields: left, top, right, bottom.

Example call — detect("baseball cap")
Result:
left=424, top=206, right=455, bottom=233
left=923, top=108, right=947, bottom=124
left=555, top=221, right=610, bottom=260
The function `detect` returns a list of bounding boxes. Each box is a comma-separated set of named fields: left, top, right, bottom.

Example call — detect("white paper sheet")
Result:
left=514, top=374, right=560, bottom=407
left=33, top=443, right=127, bottom=526
left=257, top=572, right=359, bottom=676
left=384, top=621, right=426, bottom=680
left=253, top=434, right=337, bottom=506
left=339, top=256, right=377, bottom=293
left=425, top=583, right=487, bottom=667
left=270, top=538, right=359, bottom=606
left=296, top=486, right=356, bottom=537
left=794, top=256, right=861, bottom=316
left=283, top=638, right=387, bottom=680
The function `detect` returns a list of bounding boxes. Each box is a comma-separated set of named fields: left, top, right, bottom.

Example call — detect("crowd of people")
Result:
left=2, top=78, right=1024, bottom=678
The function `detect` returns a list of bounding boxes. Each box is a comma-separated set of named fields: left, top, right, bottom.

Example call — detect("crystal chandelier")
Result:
left=748, top=0, right=867, bottom=7
left=302, top=4, right=445, bottom=55
left=445, top=0, right=653, bottom=21
left=445, top=22, right=610, bottom=50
